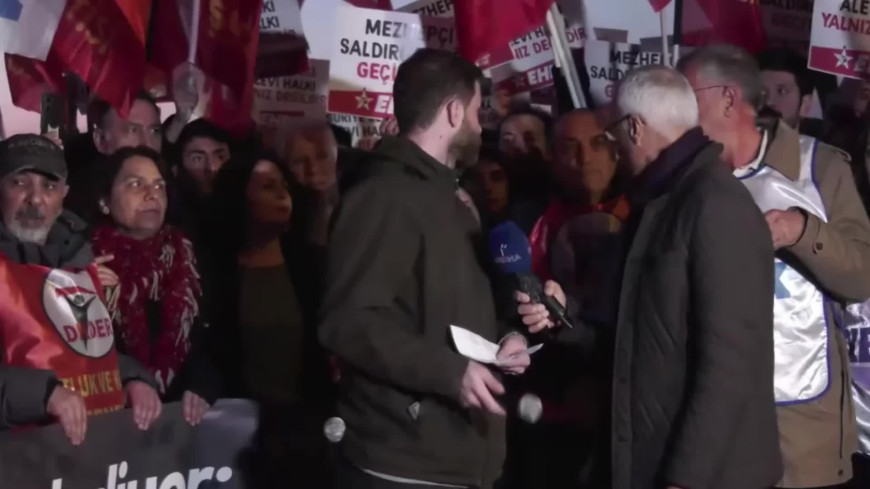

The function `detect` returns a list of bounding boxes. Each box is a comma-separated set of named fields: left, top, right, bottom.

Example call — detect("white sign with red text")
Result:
left=483, top=25, right=557, bottom=98
left=809, top=0, right=870, bottom=80
left=760, top=0, right=814, bottom=56
left=398, top=0, right=454, bottom=17
left=254, top=59, right=330, bottom=125
left=327, top=4, right=455, bottom=118
left=584, top=39, right=667, bottom=106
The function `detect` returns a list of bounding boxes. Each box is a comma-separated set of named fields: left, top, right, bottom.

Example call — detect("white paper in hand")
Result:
left=450, top=325, right=542, bottom=365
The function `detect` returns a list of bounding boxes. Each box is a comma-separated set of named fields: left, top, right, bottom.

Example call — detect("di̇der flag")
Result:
left=454, top=0, right=555, bottom=63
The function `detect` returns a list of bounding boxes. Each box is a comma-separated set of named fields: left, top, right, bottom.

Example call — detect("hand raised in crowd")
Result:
left=459, top=361, right=506, bottom=416
left=515, top=280, right=567, bottom=333
left=94, top=255, right=118, bottom=288
left=495, top=334, right=530, bottom=375
left=46, top=385, right=87, bottom=446
left=380, top=117, right=399, bottom=137
left=765, top=208, right=807, bottom=249
left=182, top=390, right=210, bottom=426
left=125, top=381, right=162, bottom=430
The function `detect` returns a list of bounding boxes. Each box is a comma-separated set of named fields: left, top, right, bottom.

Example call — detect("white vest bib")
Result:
left=738, top=135, right=831, bottom=404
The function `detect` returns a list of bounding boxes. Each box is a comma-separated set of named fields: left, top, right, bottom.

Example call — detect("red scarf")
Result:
left=91, top=225, right=201, bottom=395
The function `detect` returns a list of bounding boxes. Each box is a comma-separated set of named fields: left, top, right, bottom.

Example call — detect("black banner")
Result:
left=0, top=400, right=259, bottom=489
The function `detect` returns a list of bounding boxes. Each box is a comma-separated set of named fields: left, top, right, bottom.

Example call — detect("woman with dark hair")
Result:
left=203, top=151, right=331, bottom=486
left=89, top=146, right=217, bottom=425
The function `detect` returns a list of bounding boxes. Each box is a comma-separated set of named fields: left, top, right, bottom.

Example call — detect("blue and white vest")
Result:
left=839, top=300, right=870, bottom=454
left=737, top=135, right=831, bottom=405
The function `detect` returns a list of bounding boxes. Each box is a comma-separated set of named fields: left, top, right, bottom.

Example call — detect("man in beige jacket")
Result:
left=679, top=44, right=870, bottom=489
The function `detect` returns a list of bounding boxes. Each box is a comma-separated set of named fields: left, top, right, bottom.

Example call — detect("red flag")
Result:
left=49, top=0, right=147, bottom=117
left=454, top=0, right=555, bottom=63
left=115, top=0, right=154, bottom=45
left=678, top=0, right=765, bottom=53
left=4, top=0, right=145, bottom=116
left=649, top=0, right=672, bottom=12
left=150, top=0, right=262, bottom=131
left=4, top=54, right=65, bottom=113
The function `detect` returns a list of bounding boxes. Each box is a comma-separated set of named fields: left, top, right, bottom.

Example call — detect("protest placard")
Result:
left=328, top=112, right=385, bottom=147
left=254, top=59, right=329, bottom=125
left=583, top=0, right=674, bottom=45
left=260, top=0, right=304, bottom=33
left=808, top=1, right=870, bottom=79
left=584, top=39, right=667, bottom=106
left=760, top=0, right=814, bottom=56
left=327, top=4, right=454, bottom=119
left=398, top=0, right=455, bottom=17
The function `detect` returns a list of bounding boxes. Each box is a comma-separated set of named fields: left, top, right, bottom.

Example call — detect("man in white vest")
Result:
left=678, top=44, right=870, bottom=489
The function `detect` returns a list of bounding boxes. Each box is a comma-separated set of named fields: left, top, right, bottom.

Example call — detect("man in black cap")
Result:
left=0, top=134, right=161, bottom=446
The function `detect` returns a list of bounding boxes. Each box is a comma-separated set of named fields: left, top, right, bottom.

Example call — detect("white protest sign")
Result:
left=566, top=20, right=586, bottom=50
left=327, top=5, right=454, bottom=119
left=584, top=39, right=667, bottom=106
left=254, top=59, right=330, bottom=125
left=808, top=1, right=870, bottom=80
left=260, top=0, right=304, bottom=33
left=760, top=0, right=814, bottom=56
left=398, top=0, right=455, bottom=17
left=482, top=26, right=557, bottom=96
left=328, top=112, right=383, bottom=147
left=583, top=0, right=674, bottom=45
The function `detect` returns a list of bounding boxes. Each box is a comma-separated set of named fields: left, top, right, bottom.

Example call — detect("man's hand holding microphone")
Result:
left=515, top=281, right=567, bottom=333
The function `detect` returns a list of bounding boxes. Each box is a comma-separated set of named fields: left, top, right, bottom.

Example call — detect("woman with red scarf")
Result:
left=90, top=147, right=217, bottom=426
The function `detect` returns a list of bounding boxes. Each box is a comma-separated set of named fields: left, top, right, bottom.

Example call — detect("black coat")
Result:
left=319, top=137, right=507, bottom=488
left=560, top=129, right=782, bottom=489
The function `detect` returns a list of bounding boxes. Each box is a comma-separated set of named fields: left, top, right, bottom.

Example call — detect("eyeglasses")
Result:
left=692, top=85, right=730, bottom=94
left=603, top=114, right=631, bottom=141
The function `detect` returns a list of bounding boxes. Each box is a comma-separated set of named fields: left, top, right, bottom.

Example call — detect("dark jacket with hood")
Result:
left=319, top=137, right=508, bottom=488
left=0, top=211, right=155, bottom=430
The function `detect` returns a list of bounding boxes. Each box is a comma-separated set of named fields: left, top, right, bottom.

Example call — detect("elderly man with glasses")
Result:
left=516, top=64, right=781, bottom=489
left=678, top=44, right=870, bottom=489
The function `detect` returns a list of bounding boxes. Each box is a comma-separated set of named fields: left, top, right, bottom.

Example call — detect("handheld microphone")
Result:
left=323, top=417, right=346, bottom=443
left=489, top=221, right=573, bottom=329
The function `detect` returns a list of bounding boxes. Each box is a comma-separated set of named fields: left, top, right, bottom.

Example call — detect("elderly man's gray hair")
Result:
left=617, top=65, right=699, bottom=133
left=676, top=44, right=765, bottom=111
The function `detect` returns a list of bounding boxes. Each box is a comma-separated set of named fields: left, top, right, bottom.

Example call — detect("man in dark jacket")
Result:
left=319, top=48, right=530, bottom=489
left=0, top=134, right=161, bottom=445
left=517, top=65, right=782, bottom=489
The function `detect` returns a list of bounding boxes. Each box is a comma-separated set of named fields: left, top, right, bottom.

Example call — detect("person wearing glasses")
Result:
left=516, top=65, right=781, bottom=489
left=678, top=44, right=870, bottom=489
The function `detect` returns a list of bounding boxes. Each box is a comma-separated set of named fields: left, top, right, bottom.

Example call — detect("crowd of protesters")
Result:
left=2, top=43, right=870, bottom=489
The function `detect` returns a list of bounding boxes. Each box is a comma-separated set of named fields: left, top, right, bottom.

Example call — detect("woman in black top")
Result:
left=204, top=150, right=332, bottom=486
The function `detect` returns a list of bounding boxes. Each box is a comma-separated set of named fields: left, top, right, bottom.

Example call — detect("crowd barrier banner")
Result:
left=0, top=399, right=258, bottom=489
left=809, top=0, right=870, bottom=80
